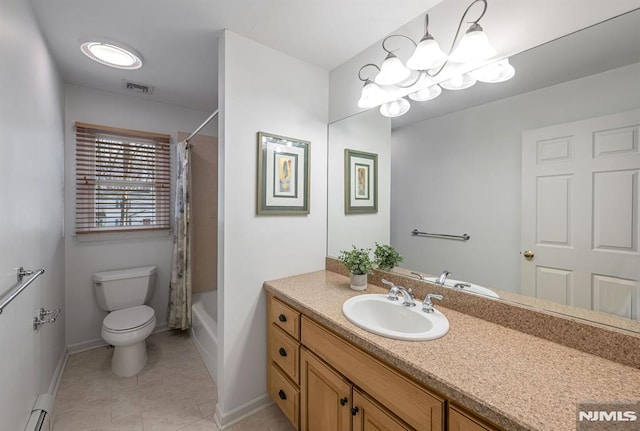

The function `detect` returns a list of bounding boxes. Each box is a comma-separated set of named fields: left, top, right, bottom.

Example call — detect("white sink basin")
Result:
left=342, top=294, right=449, bottom=341
left=424, top=278, right=500, bottom=299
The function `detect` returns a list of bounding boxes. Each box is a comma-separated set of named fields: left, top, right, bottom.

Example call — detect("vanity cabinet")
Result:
left=448, top=405, right=498, bottom=431
left=267, top=294, right=500, bottom=431
left=300, top=347, right=351, bottom=430
left=353, top=389, right=413, bottom=431
left=267, top=296, right=301, bottom=429
left=301, top=316, right=444, bottom=431
left=300, top=346, right=412, bottom=431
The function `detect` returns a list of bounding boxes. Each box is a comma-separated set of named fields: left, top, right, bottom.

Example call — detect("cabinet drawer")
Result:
left=448, top=405, right=501, bottom=431
left=269, top=324, right=300, bottom=383
left=269, top=295, right=301, bottom=340
left=301, top=316, right=445, bottom=431
left=268, top=362, right=300, bottom=430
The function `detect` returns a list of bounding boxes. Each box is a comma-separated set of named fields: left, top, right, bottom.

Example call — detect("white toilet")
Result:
left=93, top=266, right=157, bottom=377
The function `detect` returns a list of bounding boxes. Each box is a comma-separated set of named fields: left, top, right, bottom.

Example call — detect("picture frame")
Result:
left=257, top=132, right=310, bottom=215
left=345, top=149, right=378, bottom=214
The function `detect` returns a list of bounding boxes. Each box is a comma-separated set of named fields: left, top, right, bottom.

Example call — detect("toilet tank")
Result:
left=93, top=266, right=157, bottom=311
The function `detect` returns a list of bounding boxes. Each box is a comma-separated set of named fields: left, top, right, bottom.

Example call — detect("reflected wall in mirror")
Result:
left=327, top=9, right=640, bottom=331
left=328, top=109, right=391, bottom=256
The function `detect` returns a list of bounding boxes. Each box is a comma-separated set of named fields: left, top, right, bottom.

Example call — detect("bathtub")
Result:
left=191, top=290, right=218, bottom=384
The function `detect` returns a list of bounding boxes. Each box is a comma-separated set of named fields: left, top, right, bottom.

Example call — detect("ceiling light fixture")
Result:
left=357, top=0, right=514, bottom=118
left=80, top=40, right=143, bottom=70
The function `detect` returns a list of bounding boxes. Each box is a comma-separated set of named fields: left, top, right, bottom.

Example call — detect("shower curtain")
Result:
left=168, top=141, right=192, bottom=330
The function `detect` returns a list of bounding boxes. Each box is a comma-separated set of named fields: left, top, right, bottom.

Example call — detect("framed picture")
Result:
left=257, top=132, right=310, bottom=215
left=345, top=149, right=377, bottom=214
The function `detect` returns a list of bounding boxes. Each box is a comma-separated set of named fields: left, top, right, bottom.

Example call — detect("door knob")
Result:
left=523, top=250, right=534, bottom=260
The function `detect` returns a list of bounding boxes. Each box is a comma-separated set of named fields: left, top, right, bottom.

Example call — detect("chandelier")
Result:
left=357, top=0, right=515, bottom=117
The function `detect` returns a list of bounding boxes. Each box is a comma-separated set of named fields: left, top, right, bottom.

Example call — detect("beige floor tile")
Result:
left=176, top=414, right=217, bottom=431
left=227, top=405, right=295, bottom=431
left=54, top=331, right=297, bottom=431
left=53, top=331, right=215, bottom=431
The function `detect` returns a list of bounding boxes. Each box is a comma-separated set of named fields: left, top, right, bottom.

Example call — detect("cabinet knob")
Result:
left=278, top=347, right=287, bottom=357
left=340, top=397, right=348, bottom=406
left=278, top=314, right=287, bottom=322
left=278, top=389, right=287, bottom=400
left=351, top=406, right=359, bottom=416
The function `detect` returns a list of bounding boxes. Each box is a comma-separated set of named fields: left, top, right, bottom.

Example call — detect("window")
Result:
left=75, top=122, right=171, bottom=234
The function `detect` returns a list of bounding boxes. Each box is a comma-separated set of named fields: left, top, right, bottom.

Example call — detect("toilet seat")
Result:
left=103, top=305, right=155, bottom=333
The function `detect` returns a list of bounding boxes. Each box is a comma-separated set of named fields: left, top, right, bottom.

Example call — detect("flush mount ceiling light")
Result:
left=80, top=40, right=143, bottom=70
left=357, top=0, right=514, bottom=118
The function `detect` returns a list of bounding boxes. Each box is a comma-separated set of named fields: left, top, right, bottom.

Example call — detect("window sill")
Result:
left=73, top=229, right=172, bottom=243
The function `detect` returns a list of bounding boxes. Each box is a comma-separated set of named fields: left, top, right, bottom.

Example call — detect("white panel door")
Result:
left=521, top=110, right=640, bottom=319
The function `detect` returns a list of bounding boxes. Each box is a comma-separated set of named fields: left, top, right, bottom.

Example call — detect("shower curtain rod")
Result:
left=186, top=109, right=219, bottom=143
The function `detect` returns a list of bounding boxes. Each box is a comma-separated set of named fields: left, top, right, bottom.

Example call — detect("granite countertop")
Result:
left=264, top=270, right=640, bottom=431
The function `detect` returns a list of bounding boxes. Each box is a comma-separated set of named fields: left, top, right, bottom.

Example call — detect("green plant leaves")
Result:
left=374, top=243, right=403, bottom=271
left=338, top=246, right=373, bottom=275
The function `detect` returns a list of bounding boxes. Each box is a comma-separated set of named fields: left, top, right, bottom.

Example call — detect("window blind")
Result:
left=75, top=122, right=171, bottom=234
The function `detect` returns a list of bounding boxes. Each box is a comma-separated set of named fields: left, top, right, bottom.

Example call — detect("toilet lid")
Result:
left=104, top=305, right=155, bottom=332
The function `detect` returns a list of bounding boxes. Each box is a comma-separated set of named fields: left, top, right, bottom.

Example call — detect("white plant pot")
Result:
left=350, top=274, right=368, bottom=291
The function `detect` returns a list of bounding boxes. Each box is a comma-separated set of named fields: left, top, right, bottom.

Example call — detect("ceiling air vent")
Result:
left=123, top=80, right=154, bottom=94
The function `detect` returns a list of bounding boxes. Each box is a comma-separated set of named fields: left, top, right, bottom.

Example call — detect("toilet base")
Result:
left=111, top=340, right=148, bottom=377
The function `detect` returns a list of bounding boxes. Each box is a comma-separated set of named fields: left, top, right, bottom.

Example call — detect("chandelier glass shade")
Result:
left=357, top=0, right=514, bottom=118
left=375, top=53, right=412, bottom=86
left=380, top=98, right=411, bottom=117
left=448, top=24, right=496, bottom=63
left=406, top=36, right=447, bottom=70
left=408, top=84, right=442, bottom=101
left=470, top=58, right=515, bottom=82
left=439, top=73, right=477, bottom=90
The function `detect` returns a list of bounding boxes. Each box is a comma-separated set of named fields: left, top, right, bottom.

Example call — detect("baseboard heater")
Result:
left=25, top=394, right=54, bottom=431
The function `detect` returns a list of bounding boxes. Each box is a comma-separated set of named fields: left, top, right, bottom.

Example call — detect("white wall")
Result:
left=327, top=109, right=391, bottom=256
left=216, top=30, right=328, bottom=425
left=0, top=0, right=66, bottom=429
left=64, top=85, right=216, bottom=350
left=391, top=63, right=640, bottom=293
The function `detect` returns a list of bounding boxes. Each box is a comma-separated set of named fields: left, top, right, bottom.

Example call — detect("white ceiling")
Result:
left=29, top=0, right=442, bottom=112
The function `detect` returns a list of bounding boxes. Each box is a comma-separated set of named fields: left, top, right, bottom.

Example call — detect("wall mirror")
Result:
left=327, top=9, right=640, bottom=333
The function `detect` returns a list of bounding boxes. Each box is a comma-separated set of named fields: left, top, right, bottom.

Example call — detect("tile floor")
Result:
left=53, top=330, right=294, bottom=431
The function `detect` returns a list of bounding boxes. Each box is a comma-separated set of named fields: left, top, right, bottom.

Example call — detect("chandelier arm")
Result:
left=358, top=63, right=381, bottom=82
left=425, top=0, right=488, bottom=78
left=465, top=0, right=488, bottom=25
left=381, top=34, right=417, bottom=54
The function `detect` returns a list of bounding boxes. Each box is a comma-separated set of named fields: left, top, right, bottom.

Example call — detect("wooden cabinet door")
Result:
left=300, top=347, right=351, bottom=431
left=449, top=405, right=499, bottom=431
left=352, top=388, right=412, bottom=431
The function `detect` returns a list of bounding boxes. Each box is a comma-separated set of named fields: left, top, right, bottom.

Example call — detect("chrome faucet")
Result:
left=410, top=271, right=426, bottom=281
left=381, top=279, right=415, bottom=307
left=422, top=294, right=443, bottom=313
left=435, top=270, right=451, bottom=285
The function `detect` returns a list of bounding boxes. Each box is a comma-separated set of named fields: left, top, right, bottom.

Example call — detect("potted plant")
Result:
left=338, top=246, right=373, bottom=291
left=373, top=243, right=403, bottom=271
